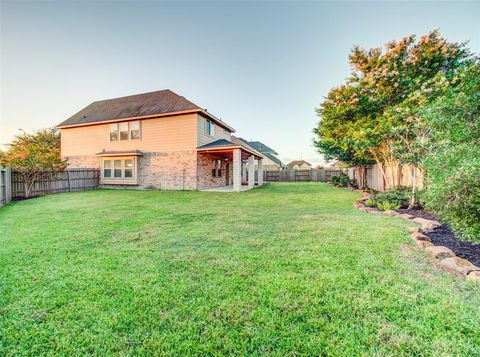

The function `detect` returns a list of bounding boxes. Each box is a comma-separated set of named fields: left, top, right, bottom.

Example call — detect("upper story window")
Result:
left=110, top=121, right=141, bottom=141
left=205, top=120, right=215, bottom=136
left=119, top=122, right=129, bottom=140
left=130, top=121, right=141, bottom=139
left=110, top=124, right=119, bottom=141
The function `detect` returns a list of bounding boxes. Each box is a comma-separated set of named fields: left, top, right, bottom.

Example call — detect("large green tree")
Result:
left=0, top=128, right=67, bottom=197
left=314, top=30, right=472, bottom=189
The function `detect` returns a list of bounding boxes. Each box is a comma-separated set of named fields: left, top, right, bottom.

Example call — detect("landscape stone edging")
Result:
left=353, top=190, right=480, bottom=284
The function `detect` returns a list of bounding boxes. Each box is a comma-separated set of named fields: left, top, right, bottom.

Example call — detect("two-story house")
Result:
left=57, top=90, right=264, bottom=191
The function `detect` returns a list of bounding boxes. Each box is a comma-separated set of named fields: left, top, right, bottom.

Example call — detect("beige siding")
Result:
left=196, top=114, right=232, bottom=147
left=61, top=113, right=198, bottom=157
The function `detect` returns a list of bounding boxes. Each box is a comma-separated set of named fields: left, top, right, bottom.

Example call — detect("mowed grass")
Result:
left=0, top=183, right=479, bottom=356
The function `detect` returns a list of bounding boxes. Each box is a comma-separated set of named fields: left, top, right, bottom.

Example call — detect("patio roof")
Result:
left=197, top=139, right=263, bottom=159
left=96, top=150, right=143, bottom=157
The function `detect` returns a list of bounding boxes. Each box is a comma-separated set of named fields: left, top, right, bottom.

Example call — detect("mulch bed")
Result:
left=397, top=208, right=480, bottom=267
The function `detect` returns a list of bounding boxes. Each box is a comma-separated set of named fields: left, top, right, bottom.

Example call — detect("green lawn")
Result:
left=1, top=183, right=479, bottom=355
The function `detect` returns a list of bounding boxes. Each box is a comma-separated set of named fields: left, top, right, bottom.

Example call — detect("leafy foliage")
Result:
left=377, top=201, right=401, bottom=211
left=314, top=30, right=473, bottom=188
left=0, top=128, right=67, bottom=197
left=421, top=64, right=480, bottom=242
left=330, top=172, right=353, bottom=187
left=363, top=199, right=377, bottom=208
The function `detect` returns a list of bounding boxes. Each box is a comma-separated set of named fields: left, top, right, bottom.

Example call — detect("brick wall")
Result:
left=139, top=151, right=197, bottom=190
left=64, top=152, right=236, bottom=191
left=197, top=154, right=231, bottom=190
left=64, top=155, right=101, bottom=169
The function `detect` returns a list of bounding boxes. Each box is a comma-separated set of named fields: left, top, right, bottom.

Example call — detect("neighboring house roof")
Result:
left=231, top=136, right=261, bottom=154
left=57, top=89, right=235, bottom=132
left=238, top=139, right=283, bottom=167
left=287, top=160, right=312, bottom=169
left=263, top=152, right=283, bottom=167
left=245, top=140, right=278, bottom=155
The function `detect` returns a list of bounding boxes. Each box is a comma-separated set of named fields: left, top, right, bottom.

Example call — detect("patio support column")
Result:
left=242, top=162, right=247, bottom=182
left=233, top=149, right=242, bottom=192
left=258, top=159, right=264, bottom=186
left=248, top=155, right=255, bottom=189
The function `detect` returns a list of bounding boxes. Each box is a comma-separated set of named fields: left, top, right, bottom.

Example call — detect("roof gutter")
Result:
left=57, top=109, right=236, bottom=133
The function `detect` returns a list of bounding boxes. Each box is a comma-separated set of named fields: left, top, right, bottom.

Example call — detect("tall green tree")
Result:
left=0, top=128, right=67, bottom=197
left=314, top=30, right=472, bottom=189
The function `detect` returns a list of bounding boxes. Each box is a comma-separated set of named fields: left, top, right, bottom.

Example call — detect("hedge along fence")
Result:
left=346, top=163, right=424, bottom=192
left=11, top=168, right=100, bottom=200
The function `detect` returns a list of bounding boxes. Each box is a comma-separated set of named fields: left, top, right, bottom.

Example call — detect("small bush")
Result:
left=377, top=187, right=410, bottom=208
left=331, top=173, right=352, bottom=188
left=331, top=175, right=340, bottom=186
left=377, top=201, right=401, bottom=211
left=364, top=199, right=377, bottom=207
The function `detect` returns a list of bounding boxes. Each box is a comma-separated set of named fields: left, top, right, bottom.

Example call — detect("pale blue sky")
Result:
left=1, top=1, right=479, bottom=165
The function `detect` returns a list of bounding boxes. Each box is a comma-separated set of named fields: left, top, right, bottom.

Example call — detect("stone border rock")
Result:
left=353, top=190, right=480, bottom=284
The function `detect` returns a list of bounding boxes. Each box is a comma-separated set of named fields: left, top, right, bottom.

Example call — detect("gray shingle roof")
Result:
left=197, top=139, right=235, bottom=149
left=246, top=141, right=278, bottom=155
left=263, top=152, right=283, bottom=167
left=58, top=89, right=203, bottom=127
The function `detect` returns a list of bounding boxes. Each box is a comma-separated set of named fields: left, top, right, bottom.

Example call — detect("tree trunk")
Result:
left=409, top=166, right=417, bottom=209
left=395, top=163, right=402, bottom=188
left=376, top=161, right=388, bottom=191
left=355, top=166, right=366, bottom=189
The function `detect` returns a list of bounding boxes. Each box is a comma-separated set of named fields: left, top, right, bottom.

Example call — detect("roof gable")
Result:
left=57, top=90, right=234, bottom=132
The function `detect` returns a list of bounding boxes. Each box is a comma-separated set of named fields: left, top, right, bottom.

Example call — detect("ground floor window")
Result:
left=103, top=158, right=136, bottom=180
left=212, top=159, right=222, bottom=177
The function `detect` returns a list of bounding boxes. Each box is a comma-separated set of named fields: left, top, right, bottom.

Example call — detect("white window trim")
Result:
left=110, top=121, right=142, bottom=142
left=101, top=157, right=138, bottom=185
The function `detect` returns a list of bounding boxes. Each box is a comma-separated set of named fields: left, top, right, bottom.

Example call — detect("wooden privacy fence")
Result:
left=263, top=168, right=344, bottom=183
left=11, top=168, right=100, bottom=200
left=346, top=164, right=424, bottom=192
left=0, top=167, right=12, bottom=206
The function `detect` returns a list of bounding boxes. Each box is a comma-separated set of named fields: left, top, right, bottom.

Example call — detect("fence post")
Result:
left=67, top=170, right=71, bottom=192
left=5, top=168, right=12, bottom=203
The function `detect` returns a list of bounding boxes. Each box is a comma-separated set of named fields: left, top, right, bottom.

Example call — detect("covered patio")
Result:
left=197, top=139, right=264, bottom=192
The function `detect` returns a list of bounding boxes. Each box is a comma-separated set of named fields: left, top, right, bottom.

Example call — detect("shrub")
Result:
left=331, top=173, right=352, bottom=188
left=422, top=64, right=480, bottom=242
left=377, top=201, right=401, bottom=211
left=364, top=199, right=377, bottom=208
left=331, top=175, right=340, bottom=186
left=415, top=188, right=427, bottom=208
left=376, top=187, right=410, bottom=208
